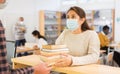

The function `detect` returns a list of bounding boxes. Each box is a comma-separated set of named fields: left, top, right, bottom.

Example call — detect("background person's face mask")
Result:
left=66, top=19, right=79, bottom=31
left=19, top=21, right=24, bottom=24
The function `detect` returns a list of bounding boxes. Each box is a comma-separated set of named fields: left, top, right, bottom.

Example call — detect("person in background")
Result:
left=0, top=19, right=52, bottom=74
left=98, top=25, right=112, bottom=54
left=14, top=17, right=26, bottom=47
left=14, top=17, right=28, bottom=56
left=32, top=30, right=48, bottom=49
left=55, top=6, right=100, bottom=67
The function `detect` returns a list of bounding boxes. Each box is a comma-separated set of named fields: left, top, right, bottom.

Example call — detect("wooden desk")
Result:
left=16, top=47, right=35, bottom=53
left=11, top=55, right=120, bottom=74
left=16, top=46, right=41, bottom=55
left=107, top=43, right=120, bottom=54
left=54, top=64, right=120, bottom=74
left=16, top=42, right=38, bottom=53
left=108, top=43, right=120, bottom=49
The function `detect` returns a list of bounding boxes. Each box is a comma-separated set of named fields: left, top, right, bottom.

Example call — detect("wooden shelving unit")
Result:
left=39, top=10, right=62, bottom=44
left=111, top=9, right=115, bottom=41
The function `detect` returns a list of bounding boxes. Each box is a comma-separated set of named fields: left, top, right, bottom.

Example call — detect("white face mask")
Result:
left=19, top=22, right=24, bottom=25
left=66, top=19, right=79, bottom=31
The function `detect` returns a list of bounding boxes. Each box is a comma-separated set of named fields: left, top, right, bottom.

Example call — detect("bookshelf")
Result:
left=39, top=10, right=62, bottom=44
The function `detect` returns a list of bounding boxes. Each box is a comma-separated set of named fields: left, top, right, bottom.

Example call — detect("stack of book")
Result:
left=40, top=45, right=69, bottom=66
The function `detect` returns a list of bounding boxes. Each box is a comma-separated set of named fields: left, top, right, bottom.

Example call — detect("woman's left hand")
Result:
left=33, top=45, right=39, bottom=50
left=54, top=54, right=72, bottom=67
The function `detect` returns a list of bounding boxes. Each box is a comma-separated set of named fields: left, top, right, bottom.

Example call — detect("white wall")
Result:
left=59, top=0, right=115, bottom=11
left=0, top=0, right=37, bottom=42
left=35, top=0, right=60, bottom=11
left=0, top=0, right=61, bottom=42
left=115, top=0, right=120, bottom=42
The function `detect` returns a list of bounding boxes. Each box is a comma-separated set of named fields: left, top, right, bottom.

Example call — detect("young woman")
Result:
left=55, top=6, right=100, bottom=67
left=32, top=30, right=48, bottom=49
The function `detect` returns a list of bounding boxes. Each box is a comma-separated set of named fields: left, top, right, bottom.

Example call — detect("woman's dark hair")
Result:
left=0, top=20, right=3, bottom=27
left=32, top=30, right=47, bottom=41
left=67, top=6, right=91, bottom=31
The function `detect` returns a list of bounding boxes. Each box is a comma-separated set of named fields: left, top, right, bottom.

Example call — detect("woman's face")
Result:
left=67, top=10, right=85, bottom=28
left=19, top=17, right=24, bottom=22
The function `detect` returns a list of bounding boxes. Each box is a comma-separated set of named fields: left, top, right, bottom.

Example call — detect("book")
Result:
left=39, top=55, right=61, bottom=65
left=41, top=45, right=69, bottom=56
left=42, top=48, right=69, bottom=52
left=42, top=45, right=67, bottom=50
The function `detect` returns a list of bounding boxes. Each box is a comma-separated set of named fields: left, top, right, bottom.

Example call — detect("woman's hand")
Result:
left=33, top=45, right=41, bottom=55
left=20, top=27, right=25, bottom=30
left=33, top=62, right=52, bottom=74
left=33, top=45, right=39, bottom=50
left=54, top=54, right=72, bottom=67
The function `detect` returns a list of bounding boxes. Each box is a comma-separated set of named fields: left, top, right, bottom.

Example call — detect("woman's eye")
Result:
left=66, top=15, right=76, bottom=19
left=71, top=15, right=75, bottom=19
left=66, top=16, right=69, bottom=19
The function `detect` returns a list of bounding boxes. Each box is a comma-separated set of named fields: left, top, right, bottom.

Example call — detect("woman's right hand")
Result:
left=33, top=62, right=52, bottom=74
left=33, top=45, right=41, bottom=55
left=33, top=45, right=39, bottom=50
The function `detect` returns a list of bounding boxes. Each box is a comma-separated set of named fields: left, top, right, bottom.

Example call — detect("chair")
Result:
left=99, top=50, right=107, bottom=64
left=97, top=57, right=103, bottom=64
left=113, top=51, right=120, bottom=67
left=106, top=52, right=113, bottom=65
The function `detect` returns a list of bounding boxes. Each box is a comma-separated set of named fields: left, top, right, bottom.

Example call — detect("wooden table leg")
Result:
left=12, top=62, right=29, bottom=69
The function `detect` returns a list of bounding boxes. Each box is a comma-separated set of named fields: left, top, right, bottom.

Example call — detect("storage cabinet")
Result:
left=39, top=11, right=62, bottom=44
